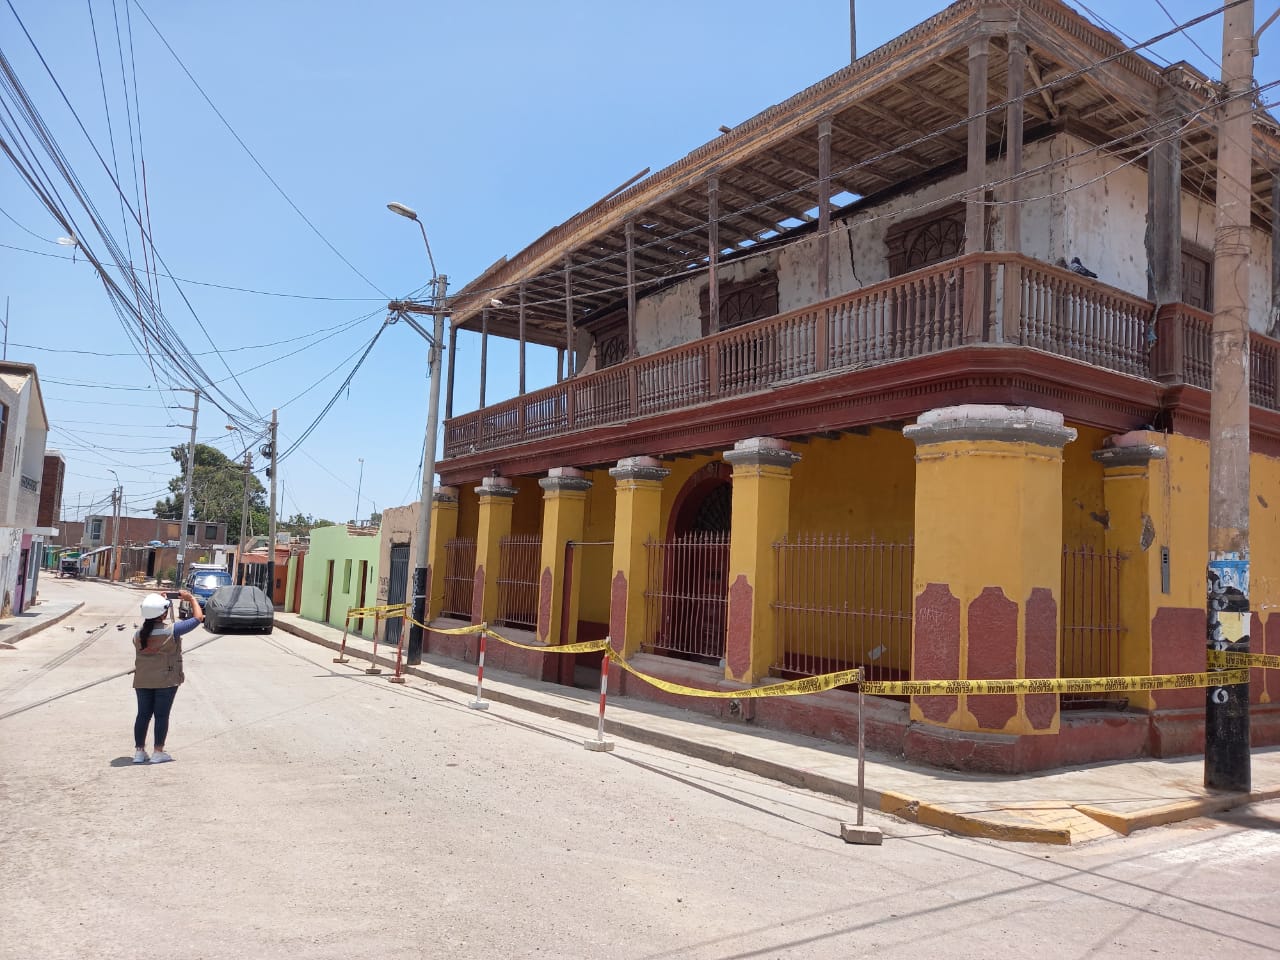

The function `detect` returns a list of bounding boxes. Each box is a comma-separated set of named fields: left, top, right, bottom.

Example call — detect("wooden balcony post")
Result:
left=707, top=176, right=720, bottom=338
left=564, top=254, right=576, bottom=376
left=817, top=118, right=832, bottom=300
left=1271, top=172, right=1280, bottom=336
left=518, top=280, right=527, bottom=395
left=998, top=36, right=1026, bottom=345
left=1151, top=303, right=1185, bottom=382
left=963, top=36, right=990, bottom=344
left=1148, top=78, right=1182, bottom=306
left=479, top=308, right=489, bottom=408
left=445, top=322, right=457, bottom=418
left=626, top=219, right=637, bottom=359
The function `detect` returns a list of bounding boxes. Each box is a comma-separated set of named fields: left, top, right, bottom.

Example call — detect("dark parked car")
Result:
left=203, top=585, right=274, bottom=634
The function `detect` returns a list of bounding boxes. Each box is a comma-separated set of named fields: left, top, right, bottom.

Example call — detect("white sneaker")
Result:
left=149, top=750, right=174, bottom=764
left=132, top=749, right=149, bottom=764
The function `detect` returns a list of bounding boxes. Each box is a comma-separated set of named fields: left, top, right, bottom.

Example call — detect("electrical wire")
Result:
left=129, top=0, right=388, bottom=300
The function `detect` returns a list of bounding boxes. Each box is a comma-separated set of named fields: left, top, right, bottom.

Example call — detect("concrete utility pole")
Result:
left=110, top=485, right=121, bottom=581
left=386, top=200, right=449, bottom=667
left=174, top=389, right=200, bottom=585
left=1205, top=0, right=1255, bottom=792
left=265, top=410, right=278, bottom=605
left=404, top=273, right=449, bottom=666
left=237, top=450, right=251, bottom=585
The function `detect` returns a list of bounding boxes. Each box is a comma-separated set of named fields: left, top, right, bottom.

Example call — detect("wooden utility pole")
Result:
left=1205, top=0, right=1254, bottom=792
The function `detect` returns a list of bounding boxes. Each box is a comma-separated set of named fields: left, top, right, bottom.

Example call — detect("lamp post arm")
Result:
left=417, top=220, right=437, bottom=281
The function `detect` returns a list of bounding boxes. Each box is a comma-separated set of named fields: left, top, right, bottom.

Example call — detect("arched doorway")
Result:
left=650, top=463, right=731, bottom=664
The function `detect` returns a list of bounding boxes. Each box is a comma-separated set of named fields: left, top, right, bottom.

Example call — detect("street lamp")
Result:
left=387, top=200, right=448, bottom=665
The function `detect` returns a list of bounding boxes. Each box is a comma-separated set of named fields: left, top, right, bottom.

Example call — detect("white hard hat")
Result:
left=140, top=593, right=169, bottom=619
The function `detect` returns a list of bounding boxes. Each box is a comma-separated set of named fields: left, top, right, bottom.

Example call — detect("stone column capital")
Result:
left=722, top=437, right=802, bottom=469
left=474, top=476, right=517, bottom=499
left=539, top=466, right=593, bottom=493
left=432, top=486, right=459, bottom=504
left=1092, top=432, right=1167, bottom=468
left=609, top=456, right=670, bottom=483
left=905, top=404, right=1077, bottom=449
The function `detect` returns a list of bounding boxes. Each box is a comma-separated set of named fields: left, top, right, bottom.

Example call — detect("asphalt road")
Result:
left=2, top=577, right=1278, bottom=959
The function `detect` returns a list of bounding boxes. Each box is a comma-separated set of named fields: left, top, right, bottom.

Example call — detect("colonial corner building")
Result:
left=305, top=0, right=1280, bottom=773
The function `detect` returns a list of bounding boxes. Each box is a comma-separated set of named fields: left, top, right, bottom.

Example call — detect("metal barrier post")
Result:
left=841, top=669, right=881, bottom=844
left=583, top=649, right=615, bottom=752
left=468, top=630, right=490, bottom=709
left=333, top=609, right=352, bottom=664
left=389, top=610, right=407, bottom=684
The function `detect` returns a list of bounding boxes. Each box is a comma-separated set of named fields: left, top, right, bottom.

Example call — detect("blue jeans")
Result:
left=134, top=687, right=178, bottom=749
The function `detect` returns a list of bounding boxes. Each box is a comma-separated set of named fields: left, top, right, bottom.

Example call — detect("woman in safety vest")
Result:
left=132, top=591, right=203, bottom=764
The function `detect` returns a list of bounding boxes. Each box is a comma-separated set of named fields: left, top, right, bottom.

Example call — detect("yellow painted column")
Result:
left=471, top=477, right=516, bottom=625
left=906, top=405, right=1075, bottom=736
left=608, top=457, right=670, bottom=658
left=536, top=468, right=592, bottom=645
left=426, top=487, right=459, bottom=621
left=1092, top=436, right=1168, bottom=711
left=723, top=438, right=800, bottom=683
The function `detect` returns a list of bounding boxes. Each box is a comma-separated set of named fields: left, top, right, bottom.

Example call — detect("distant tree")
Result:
left=154, top=444, right=268, bottom=544
left=368, top=511, right=382, bottom=527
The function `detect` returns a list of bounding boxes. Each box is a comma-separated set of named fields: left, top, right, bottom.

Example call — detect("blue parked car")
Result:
left=180, top=567, right=233, bottom=618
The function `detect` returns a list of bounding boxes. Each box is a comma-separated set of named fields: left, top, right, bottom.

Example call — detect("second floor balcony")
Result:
left=440, top=252, right=1280, bottom=479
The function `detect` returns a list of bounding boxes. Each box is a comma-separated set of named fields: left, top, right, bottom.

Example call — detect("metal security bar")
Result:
left=772, top=534, right=913, bottom=685
left=1060, top=544, right=1126, bottom=706
left=495, top=534, right=542, bottom=629
left=441, top=538, right=477, bottom=620
left=643, top=532, right=730, bottom=664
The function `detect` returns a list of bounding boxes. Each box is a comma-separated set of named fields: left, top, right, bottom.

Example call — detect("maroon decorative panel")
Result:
left=913, top=583, right=961, bottom=724
left=967, top=587, right=1018, bottom=730
left=470, top=564, right=486, bottom=626
left=609, top=570, right=628, bottom=655
left=725, top=574, right=753, bottom=678
left=1150, top=607, right=1205, bottom=709
left=537, top=567, right=554, bottom=643
left=1024, top=587, right=1058, bottom=730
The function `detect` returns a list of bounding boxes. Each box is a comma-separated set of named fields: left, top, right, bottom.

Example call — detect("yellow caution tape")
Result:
left=346, top=603, right=408, bottom=619
left=605, top=649, right=862, bottom=699
left=482, top=630, right=610, bottom=655
left=1209, top=649, right=1280, bottom=670
left=403, top=615, right=488, bottom=636
left=859, top=670, right=1248, bottom=697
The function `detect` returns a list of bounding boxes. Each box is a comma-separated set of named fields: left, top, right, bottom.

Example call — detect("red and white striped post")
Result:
left=468, top=630, right=490, bottom=710
left=364, top=609, right=382, bottom=675
left=583, top=648, right=615, bottom=752
left=389, top=610, right=407, bottom=684
left=333, top=609, right=352, bottom=664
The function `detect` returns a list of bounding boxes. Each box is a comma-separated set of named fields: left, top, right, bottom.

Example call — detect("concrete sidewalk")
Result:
left=273, top=611, right=1280, bottom=845
left=0, top=596, right=83, bottom=648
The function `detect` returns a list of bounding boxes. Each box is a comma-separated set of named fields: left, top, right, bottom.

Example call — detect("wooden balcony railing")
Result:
left=1152, top=302, right=1280, bottom=410
left=443, top=253, right=1280, bottom=459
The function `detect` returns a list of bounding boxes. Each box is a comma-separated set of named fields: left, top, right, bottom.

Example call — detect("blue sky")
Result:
left=0, top=0, right=1270, bottom=530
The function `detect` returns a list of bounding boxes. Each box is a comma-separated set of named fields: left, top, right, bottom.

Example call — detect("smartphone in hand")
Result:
left=164, top=591, right=182, bottom=600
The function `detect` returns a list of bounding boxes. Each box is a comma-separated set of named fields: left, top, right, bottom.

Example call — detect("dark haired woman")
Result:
left=132, top=590, right=203, bottom=764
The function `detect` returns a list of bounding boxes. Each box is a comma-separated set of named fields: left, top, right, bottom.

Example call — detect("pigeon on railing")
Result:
left=1069, top=257, right=1098, bottom=279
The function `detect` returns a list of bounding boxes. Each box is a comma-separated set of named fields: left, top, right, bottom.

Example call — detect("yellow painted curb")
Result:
left=878, top=790, right=1073, bottom=845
